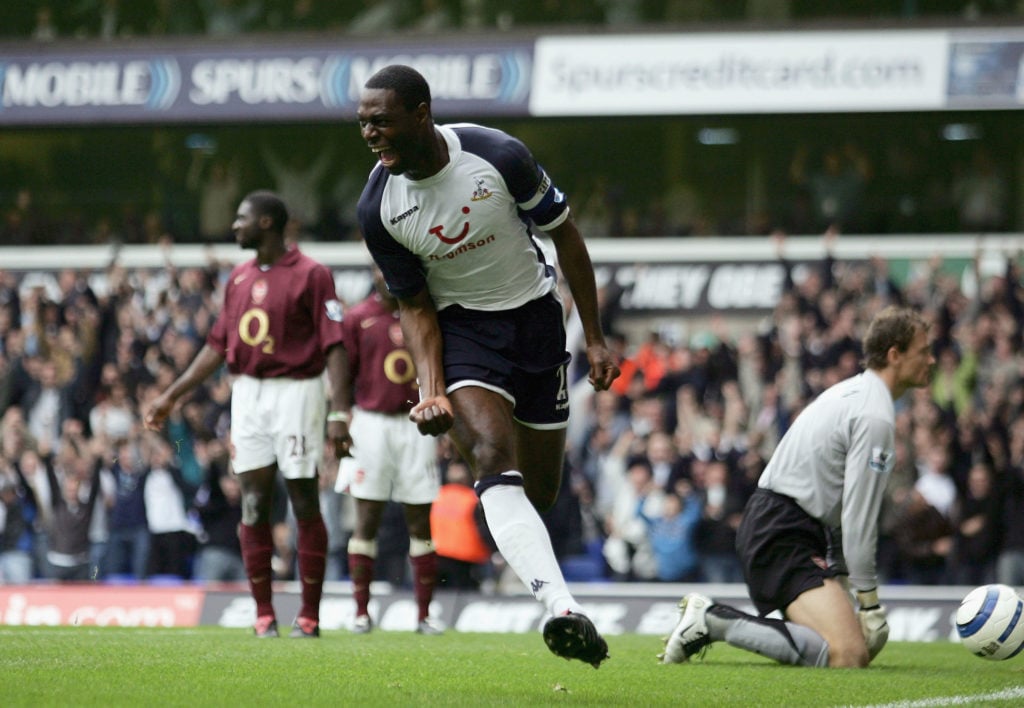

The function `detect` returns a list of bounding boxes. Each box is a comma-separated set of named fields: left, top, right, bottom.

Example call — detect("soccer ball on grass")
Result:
left=955, top=583, right=1024, bottom=660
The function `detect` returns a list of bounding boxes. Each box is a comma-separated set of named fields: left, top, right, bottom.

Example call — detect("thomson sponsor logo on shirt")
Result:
left=427, top=234, right=496, bottom=261
left=389, top=205, right=419, bottom=225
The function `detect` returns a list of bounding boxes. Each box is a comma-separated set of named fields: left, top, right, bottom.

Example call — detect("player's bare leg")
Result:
left=784, top=580, right=869, bottom=667
left=515, top=423, right=563, bottom=513
left=450, top=388, right=608, bottom=667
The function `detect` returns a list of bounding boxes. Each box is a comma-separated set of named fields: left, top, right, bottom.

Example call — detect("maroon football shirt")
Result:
left=341, top=293, right=419, bottom=414
left=208, top=247, right=344, bottom=379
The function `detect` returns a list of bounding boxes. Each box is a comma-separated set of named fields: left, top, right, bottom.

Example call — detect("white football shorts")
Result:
left=335, top=408, right=440, bottom=504
left=229, top=374, right=325, bottom=479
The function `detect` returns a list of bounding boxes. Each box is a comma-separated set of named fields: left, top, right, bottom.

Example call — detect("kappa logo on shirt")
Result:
left=389, top=204, right=419, bottom=226
left=869, top=446, right=893, bottom=473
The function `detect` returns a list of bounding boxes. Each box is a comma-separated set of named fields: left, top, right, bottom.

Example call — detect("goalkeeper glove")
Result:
left=856, top=588, right=889, bottom=661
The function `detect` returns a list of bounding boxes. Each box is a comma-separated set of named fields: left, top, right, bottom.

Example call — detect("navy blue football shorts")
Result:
left=436, top=291, right=571, bottom=430
left=736, top=487, right=838, bottom=617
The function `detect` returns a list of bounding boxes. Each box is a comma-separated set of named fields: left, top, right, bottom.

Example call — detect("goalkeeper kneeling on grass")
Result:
left=661, top=306, right=934, bottom=668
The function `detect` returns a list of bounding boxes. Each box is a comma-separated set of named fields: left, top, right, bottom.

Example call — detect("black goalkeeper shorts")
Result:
left=736, top=488, right=839, bottom=617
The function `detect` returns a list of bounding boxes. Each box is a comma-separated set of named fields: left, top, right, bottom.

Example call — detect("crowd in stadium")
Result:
left=0, top=0, right=1021, bottom=593
left=0, top=130, right=1014, bottom=254
left=1, top=3, right=1019, bottom=248
left=1, top=228, right=1022, bottom=590
left=3, top=1, right=1017, bottom=42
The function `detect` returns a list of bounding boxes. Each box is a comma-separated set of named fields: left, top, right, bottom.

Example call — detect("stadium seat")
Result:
left=560, top=555, right=606, bottom=582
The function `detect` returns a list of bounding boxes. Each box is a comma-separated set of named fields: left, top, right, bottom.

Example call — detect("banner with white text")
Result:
left=530, top=31, right=950, bottom=116
left=3, top=28, right=1024, bottom=122
left=0, top=40, right=532, bottom=125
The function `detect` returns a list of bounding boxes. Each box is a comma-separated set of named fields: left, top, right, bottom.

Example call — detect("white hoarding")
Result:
left=530, top=31, right=949, bottom=115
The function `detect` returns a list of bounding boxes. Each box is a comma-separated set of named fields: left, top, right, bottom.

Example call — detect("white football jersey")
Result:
left=357, top=123, right=568, bottom=312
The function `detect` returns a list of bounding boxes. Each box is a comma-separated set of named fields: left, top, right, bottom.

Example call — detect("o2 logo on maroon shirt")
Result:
left=429, top=206, right=471, bottom=244
left=239, top=308, right=274, bottom=353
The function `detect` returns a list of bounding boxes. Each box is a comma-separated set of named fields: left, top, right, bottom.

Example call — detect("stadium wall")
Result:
left=0, top=581, right=968, bottom=643
left=2, top=233, right=1016, bottom=339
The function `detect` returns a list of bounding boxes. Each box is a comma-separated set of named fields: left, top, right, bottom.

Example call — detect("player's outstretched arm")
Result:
left=144, top=344, right=225, bottom=431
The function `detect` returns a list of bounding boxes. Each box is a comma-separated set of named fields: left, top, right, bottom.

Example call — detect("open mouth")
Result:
left=371, top=145, right=397, bottom=168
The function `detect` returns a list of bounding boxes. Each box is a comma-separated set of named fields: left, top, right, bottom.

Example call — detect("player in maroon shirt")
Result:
left=334, top=264, right=441, bottom=634
left=145, top=190, right=348, bottom=639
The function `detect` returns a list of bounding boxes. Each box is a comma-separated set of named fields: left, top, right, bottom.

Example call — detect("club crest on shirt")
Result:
left=388, top=322, right=404, bottom=346
left=869, top=446, right=893, bottom=473
left=251, top=279, right=268, bottom=305
left=470, top=177, right=492, bottom=202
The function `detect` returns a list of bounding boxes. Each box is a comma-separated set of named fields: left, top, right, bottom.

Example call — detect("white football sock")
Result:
left=478, top=472, right=581, bottom=617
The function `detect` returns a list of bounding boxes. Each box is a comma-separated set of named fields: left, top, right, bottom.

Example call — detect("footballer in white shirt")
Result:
left=356, top=64, right=620, bottom=668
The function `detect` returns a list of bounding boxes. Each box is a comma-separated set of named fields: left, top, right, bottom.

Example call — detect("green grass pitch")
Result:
left=2, top=627, right=1022, bottom=706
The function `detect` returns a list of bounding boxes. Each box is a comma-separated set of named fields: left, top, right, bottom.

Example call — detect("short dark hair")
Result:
left=862, top=306, right=929, bottom=370
left=364, top=64, right=431, bottom=112
left=243, top=190, right=288, bottom=233
left=625, top=455, right=652, bottom=475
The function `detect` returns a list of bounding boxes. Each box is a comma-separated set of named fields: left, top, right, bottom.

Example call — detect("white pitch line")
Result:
left=843, top=686, right=1024, bottom=708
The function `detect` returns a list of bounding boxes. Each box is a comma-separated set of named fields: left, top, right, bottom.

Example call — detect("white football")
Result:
left=955, top=584, right=1024, bottom=660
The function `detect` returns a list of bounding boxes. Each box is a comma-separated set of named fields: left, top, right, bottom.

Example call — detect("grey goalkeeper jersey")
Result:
left=758, top=369, right=895, bottom=592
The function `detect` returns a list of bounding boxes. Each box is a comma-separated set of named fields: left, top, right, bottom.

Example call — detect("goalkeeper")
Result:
left=661, top=306, right=934, bottom=668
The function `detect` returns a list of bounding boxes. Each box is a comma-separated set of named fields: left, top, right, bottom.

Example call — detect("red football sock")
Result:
left=240, top=522, right=275, bottom=619
left=409, top=551, right=438, bottom=622
left=348, top=552, right=375, bottom=617
left=296, top=515, right=327, bottom=622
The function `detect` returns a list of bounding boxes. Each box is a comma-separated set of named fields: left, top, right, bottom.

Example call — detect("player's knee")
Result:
left=466, top=440, right=514, bottom=477
left=241, top=490, right=271, bottom=526
left=290, top=495, right=320, bottom=520
left=285, top=479, right=320, bottom=519
left=827, top=638, right=869, bottom=668
left=527, top=484, right=558, bottom=512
